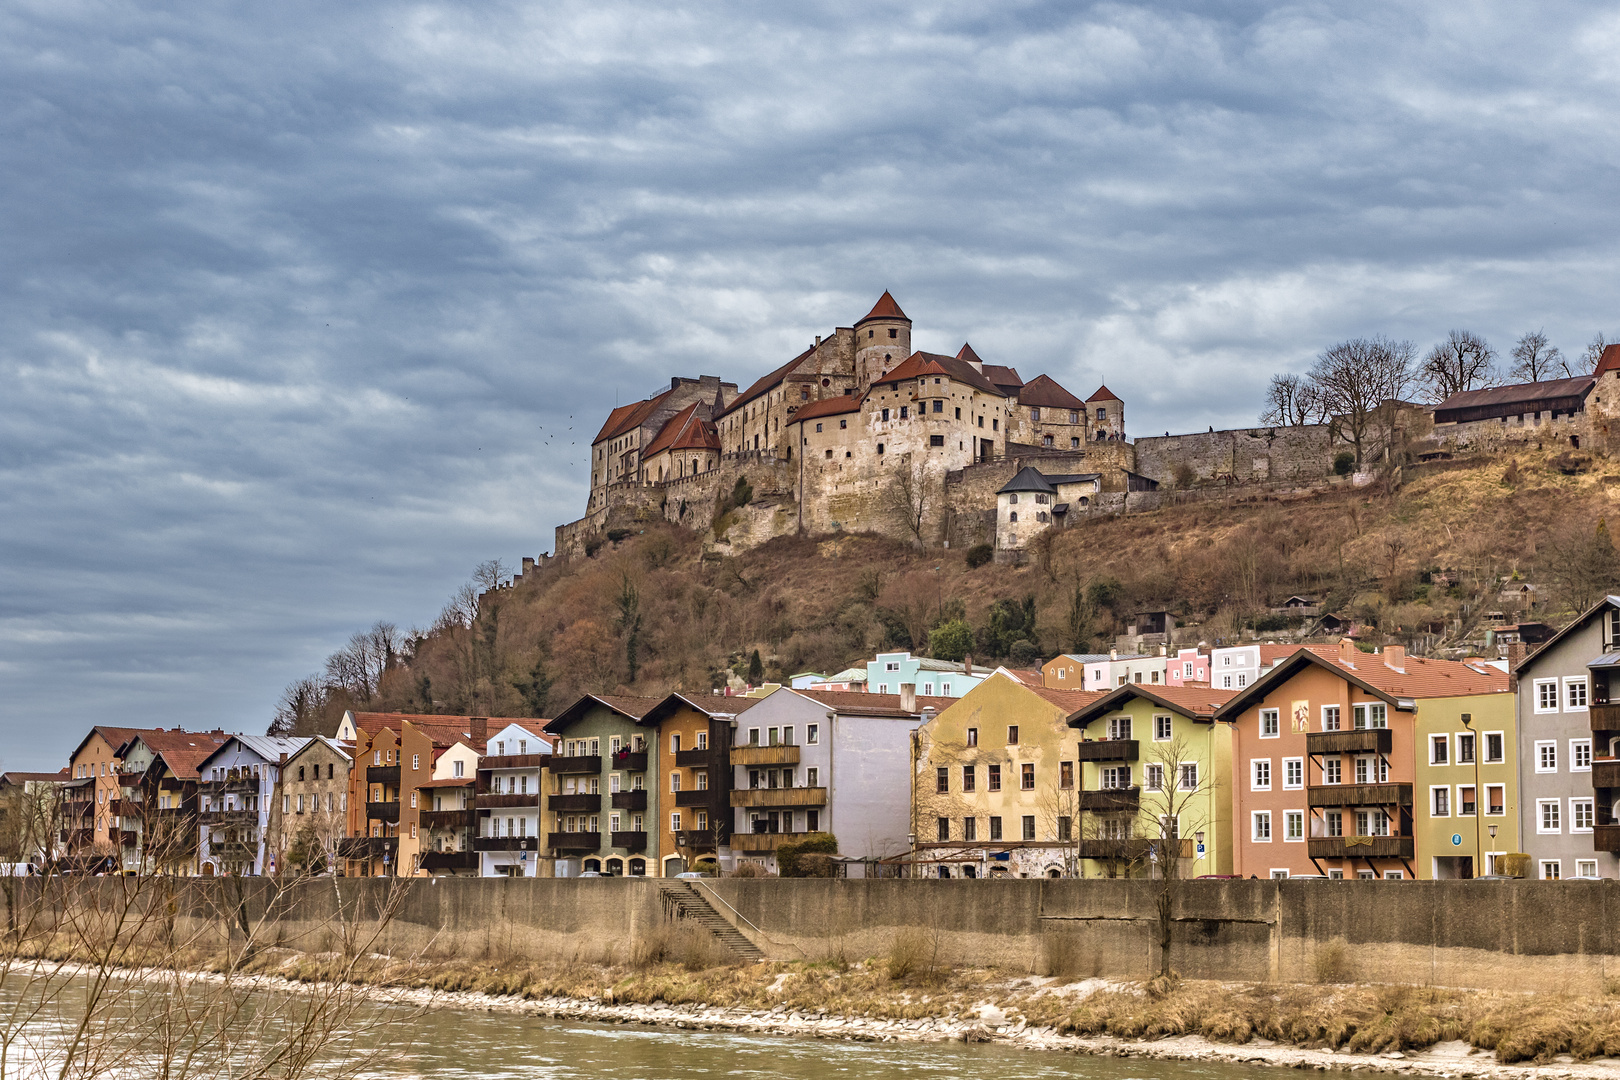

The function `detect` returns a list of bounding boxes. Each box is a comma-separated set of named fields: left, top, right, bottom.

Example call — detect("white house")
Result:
left=196, top=735, right=309, bottom=876
left=475, top=722, right=552, bottom=877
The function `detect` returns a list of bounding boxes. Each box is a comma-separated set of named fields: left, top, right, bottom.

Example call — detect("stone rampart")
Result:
left=1134, top=424, right=1344, bottom=487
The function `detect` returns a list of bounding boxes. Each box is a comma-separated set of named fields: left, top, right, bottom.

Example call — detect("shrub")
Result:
left=1009, top=639, right=1041, bottom=665
left=965, top=543, right=994, bottom=569
left=731, top=476, right=753, bottom=507
left=928, top=619, right=974, bottom=662
left=1172, top=461, right=1196, bottom=489
left=583, top=536, right=604, bottom=557
left=607, top=528, right=631, bottom=543
left=1333, top=451, right=1355, bottom=476
left=777, top=832, right=837, bottom=877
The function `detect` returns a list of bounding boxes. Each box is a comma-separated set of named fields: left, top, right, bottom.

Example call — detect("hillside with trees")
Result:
left=270, top=445, right=1620, bottom=737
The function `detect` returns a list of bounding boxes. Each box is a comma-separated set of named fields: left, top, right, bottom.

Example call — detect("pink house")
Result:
left=1165, top=647, right=1210, bottom=687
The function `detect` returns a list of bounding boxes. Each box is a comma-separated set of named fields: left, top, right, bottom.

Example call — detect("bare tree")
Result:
left=1260, top=373, right=1325, bottom=427
left=270, top=676, right=329, bottom=737
left=1420, top=330, right=1497, bottom=403
left=1308, top=336, right=1417, bottom=466
left=1585, top=333, right=1612, bottom=372
left=1543, top=518, right=1620, bottom=614
left=473, top=558, right=509, bottom=592
left=886, top=455, right=939, bottom=547
left=1138, top=736, right=1220, bottom=977
left=1508, top=330, right=1569, bottom=383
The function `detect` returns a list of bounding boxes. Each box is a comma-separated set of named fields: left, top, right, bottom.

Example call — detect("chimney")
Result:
left=1383, top=645, right=1405, bottom=673
left=1338, top=638, right=1358, bottom=668
left=964, top=654, right=973, bottom=675
left=815, top=335, right=822, bottom=347
left=1110, top=648, right=1118, bottom=660
left=1159, top=643, right=1167, bottom=657
left=1507, top=642, right=1527, bottom=691
left=279, top=753, right=288, bottom=765
left=470, top=717, right=488, bottom=746
left=900, top=683, right=917, bottom=713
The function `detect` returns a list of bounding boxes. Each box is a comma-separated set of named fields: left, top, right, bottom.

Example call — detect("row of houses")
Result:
left=10, top=598, right=1619, bottom=881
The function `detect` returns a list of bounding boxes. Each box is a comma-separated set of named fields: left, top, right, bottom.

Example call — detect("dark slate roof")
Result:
left=998, top=467, right=1056, bottom=495
left=1434, top=375, right=1595, bottom=420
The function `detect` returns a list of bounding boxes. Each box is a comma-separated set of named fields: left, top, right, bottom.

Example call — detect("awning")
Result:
left=1588, top=652, right=1620, bottom=670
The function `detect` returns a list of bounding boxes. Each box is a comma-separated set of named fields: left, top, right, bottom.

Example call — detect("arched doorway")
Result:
left=628, top=858, right=646, bottom=877
left=1045, top=867, right=1063, bottom=879
left=605, top=858, right=624, bottom=876
left=583, top=858, right=602, bottom=874
left=661, top=854, right=686, bottom=878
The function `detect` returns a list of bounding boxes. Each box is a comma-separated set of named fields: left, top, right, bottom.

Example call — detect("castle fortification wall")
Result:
left=1134, top=424, right=1342, bottom=486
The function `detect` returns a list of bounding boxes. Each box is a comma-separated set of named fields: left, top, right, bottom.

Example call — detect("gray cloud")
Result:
left=3, top=0, right=1619, bottom=767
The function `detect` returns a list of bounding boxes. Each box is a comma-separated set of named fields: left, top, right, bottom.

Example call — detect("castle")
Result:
left=556, top=292, right=1620, bottom=559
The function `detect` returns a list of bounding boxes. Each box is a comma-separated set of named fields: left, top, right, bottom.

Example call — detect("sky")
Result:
left=3, top=1, right=1619, bottom=769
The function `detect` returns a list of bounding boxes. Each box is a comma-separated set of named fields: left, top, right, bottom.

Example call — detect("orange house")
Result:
left=1216, top=640, right=1505, bottom=880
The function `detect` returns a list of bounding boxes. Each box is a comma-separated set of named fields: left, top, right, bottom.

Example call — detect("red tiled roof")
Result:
left=873, top=351, right=1006, bottom=398
left=1216, top=646, right=1508, bottom=719
left=795, top=689, right=953, bottom=716
left=1, top=770, right=69, bottom=784
left=1016, top=684, right=1109, bottom=715
left=1596, top=344, right=1620, bottom=379
left=791, top=395, right=861, bottom=423
left=136, top=730, right=233, bottom=781
left=592, top=387, right=675, bottom=445
left=857, top=291, right=909, bottom=324
left=643, top=402, right=719, bottom=457
left=1018, top=374, right=1086, bottom=410
left=1087, top=385, right=1121, bottom=403
left=718, top=346, right=814, bottom=420
left=982, top=364, right=1024, bottom=391
left=1075, top=683, right=1237, bottom=722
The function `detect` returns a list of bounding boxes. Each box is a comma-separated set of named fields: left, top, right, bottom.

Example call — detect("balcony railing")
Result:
left=549, top=756, right=602, bottom=776
left=609, top=830, right=647, bottom=851
left=731, top=745, right=799, bottom=766
left=1078, top=838, right=1152, bottom=860
left=365, top=801, right=400, bottom=823
left=731, top=830, right=811, bottom=852
left=476, top=792, right=547, bottom=810
left=474, top=836, right=540, bottom=852
left=1308, top=836, right=1415, bottom=860
left=1306, top=729, right=1393, bottom=756
left=673, top=789, right=714, bottom=807
left=197, top=808, right=256, bottom=824
left=610, top=790, right=647, bottom=811
left=479, top=753, right=550, bottom=771
left=366, top=765, right=400, bottom=786
left=674, top=748, right=716, bottom=767
left=419, top=851, right=477, bottom=871
left=1591, top=702, right=1620, bottom=733
left=674, top=830, right=723, bottom=852
left=419, top=809, right=474, bottom=829
left=546, top=793, right=601, bottom=812
left=1074, top=740, right=1139, bottom=762
left=1079, top=786, right=1140, bottom=811
left=608, top=750, right=648, bottom=772
left=1592, top=759, right=1620, bottom=790
left=337, top=837, right=398, bottom=859
left=1594, top=824, right=1620, bottom=853
left=729, top=786, right=827, bottom=808
left=544, top=832, right=599, bottom=853
left=1307, top=783, right=1413, bottom=808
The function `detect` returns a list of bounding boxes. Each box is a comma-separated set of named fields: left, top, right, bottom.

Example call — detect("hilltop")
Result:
left=275, top=445, right=1620, bottom=735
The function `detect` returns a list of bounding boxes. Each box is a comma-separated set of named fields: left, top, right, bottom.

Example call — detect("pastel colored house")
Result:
left=544, top=695, right=660, bottom=876
left=866, top=652, right=992, bottom=697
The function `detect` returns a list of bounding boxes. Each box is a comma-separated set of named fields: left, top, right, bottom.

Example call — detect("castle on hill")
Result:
left=564, top=292, right=1134, bottom=556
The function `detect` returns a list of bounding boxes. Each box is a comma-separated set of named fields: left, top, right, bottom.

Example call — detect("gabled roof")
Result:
left=347, top=712, right=537, bottom=735
left=1520, top=595, right=1620, bottom=673
left=956, top=342, right=986, bottom=367
left=1007, top=680, right=1109, bottom=718
left=643, top=402, right=719, bottom=457
left=592, top=387, right=675, bottom=445
left=1213, top=646, right=1508, bottom=720
left=122, top=730, right=233, bottom=781
left=856, top=291, right=909, bottom=325
left=284, top=735, right=353, bottom=765
left=639, top=691, right=764, bottom=725
left=1018, top=374, right=1086, bottom=410
left=874, top=351, right=1006, bottom=398
left=1, top=770, right=70, bottom=785
left=998, top=467, right=1056, bottom=495
left=1087, top=385, right=1122, bottom=403
left=791, top=395, right=862, bottom=423
left=545, top=694, right=662, bottom=733
left=1433, top=375, right=1595, bottom=417
left=793, top=689, right=953, bottom=717
left=1596, top=344, right=1620, bottom=379
left=1068, top=684, right=1237, bottom=726
left=718, top=346, right=815, bottom=420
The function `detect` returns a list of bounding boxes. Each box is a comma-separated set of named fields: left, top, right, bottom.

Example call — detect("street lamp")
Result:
left=1461, top=713, right=1483, bottom=878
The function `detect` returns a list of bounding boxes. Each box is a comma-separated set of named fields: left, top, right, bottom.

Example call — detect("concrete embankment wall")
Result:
left=22, top=877, right=1620, bottom=992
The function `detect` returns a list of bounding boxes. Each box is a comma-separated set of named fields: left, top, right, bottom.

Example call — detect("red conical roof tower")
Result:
left=857, top=290, right=909, bottom=324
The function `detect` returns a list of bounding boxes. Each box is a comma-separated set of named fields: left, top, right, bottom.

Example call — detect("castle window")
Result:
left=1070, top=410, right=1079, bottom=424
left=930, top=435, right=944, bottom=447
left=978, top=416, right=984, bottom=428
left=1043, top=435, right=1054, bottom=447
left=889, top=328, right=897, bottom=339
left=1008, top=493, right=1018, bottom=504
left=839, top=419, right=847, bottom=429
left=1035, top=493, right=1048, bottom=504
left=955, top=408, right=961, bottom=419
left=868, top=329, right=874, bottom=338
left=1010, top=512, right=1018, bottom=522
left=933, top=400, right=942, bottom=413
left=1031, top=408, right=1040, bottom=420
left=1097, top=408, right=1106, bottom=420
left=992, top=419, right=999, bottom=431
left=881, top=408, right=890, bottom=421
left=899, top=406, right=908, bottom=419
left=800, top=388, right=809, bottom=401
left=877, top=443, right=885, bottom=454
left=815, top=423, right=823, bottom=433
left=825, top=449, right=833, bottom=459
left=1071, top=437, right=1080, bottom=448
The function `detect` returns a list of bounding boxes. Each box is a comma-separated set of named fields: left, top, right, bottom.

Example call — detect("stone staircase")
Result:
left=657, top=881, right=767, bottom=961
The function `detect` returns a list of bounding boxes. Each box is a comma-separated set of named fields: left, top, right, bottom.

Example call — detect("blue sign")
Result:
left=1452, top=834, right=1463, bottom=847
left=1196, top=842, right=1206, bottom=858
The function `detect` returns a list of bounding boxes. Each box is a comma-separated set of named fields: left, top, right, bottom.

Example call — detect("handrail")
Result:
left=688, top=880, right=807, bottom=959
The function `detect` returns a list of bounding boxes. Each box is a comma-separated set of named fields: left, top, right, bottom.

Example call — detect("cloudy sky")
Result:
left=3, top=1, right=1618, bottom=769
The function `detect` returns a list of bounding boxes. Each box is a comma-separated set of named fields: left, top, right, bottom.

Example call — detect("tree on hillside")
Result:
left=1064, top=577, right=1097, bottom=654
left=1543, top=518, right=1620, bottom=614
left=615, top=571, right=643, bottom=683
left=1259, top=373, right=1325, bottom=427
left=1508, top=330, right=1569, bottom=382
left=928, top=619, right=973, bottom=662
left=270, top=676, right=330, bottom=737
left=1309, top=336, right=1417, bottom=465
left=1420, top=330, right=1496, bottom=403
left=1585, top=333, right=1611, bottom=371
left=886, top=455, right=938, bottom=547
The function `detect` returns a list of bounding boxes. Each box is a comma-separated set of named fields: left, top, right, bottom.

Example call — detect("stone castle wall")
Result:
left=1133, top=424, right=1345, bottom=486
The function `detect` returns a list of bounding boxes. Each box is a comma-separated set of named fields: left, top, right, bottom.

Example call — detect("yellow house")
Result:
left=1412, top=691, right=1519, bottom=877
left=1066, top=684, right=1236, bottom=878
left=912, top=671, right=1103, bottom=878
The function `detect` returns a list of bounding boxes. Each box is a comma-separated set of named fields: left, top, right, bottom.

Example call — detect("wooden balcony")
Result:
left=674, top=748, right=718, bottom=767
left=729, top=786, right=827, bottom=808
left=731, top=830, right=813, bottom=852
left=1307, top=729, right=1393, bottom=756
left=674, top=830, right=722, bottom=852
left=1593, top=824, right=1620, bottom=853
left=196, top=808, right=256, bottom=824
left=1591, top=703, right=1620, bottom=733
left=1307, top=783, right=1413, bottom=808
left=1078, top=838, right=1151, bottom=860
left=610, top=790, right=647, bottom=811
left=546, top=793, right=601, bottom=812
left=1308, top=836, right=1415, bottom=860
left=673, top=789, right=715, bottom=807
left=336, top=836, right=397, bottom=859
left=544, top=832, right=599, bottom=853
left=732, top=745, right=800, bottom=766
left=419, top=851, right=477, bottom=872
left=1592, top=759, right=1620, bottom=790
left=610, top=830, right=647, bottom=851
left=1079, top=787, right=1140, bottom=811
left=607, top=751, right=647, bottom=772
left=549, top=755, right=602, bottom=776
left=365, top=801, right=400, bottom=823
left=419, top=809, right=474, bottom=829
left=1074, top=740, right=1139, bottom=762
left=366, top=765, right=400, bottom=786
left=479, top=753, right=550, bottom=771
left=474, top=836, right=540, bottom=852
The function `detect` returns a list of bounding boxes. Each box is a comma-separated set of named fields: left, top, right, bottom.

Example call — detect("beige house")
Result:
left=270, top=736, right=351, bottom=874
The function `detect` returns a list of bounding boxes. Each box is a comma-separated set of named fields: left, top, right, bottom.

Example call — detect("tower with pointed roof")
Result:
left=1087, top=384, right=1125, bottom=440
left=854, top=290, right=912, bottom=392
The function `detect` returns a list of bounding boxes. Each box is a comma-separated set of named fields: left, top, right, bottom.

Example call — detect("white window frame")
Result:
left=1284, top=810, right=1304, bottom=842
left=1540, top=860, right=1561, bottom=881
left=1457, top=783, right=1476, bottom=817
left=1576, top=859, right=1599, bottom=879
left=1571, top=738, right=1592, bottom=772
left=1430, top=785, right=1450, bottom=818
left=1383, top=870, right=1404, bottom=880
left=1537, top=798, right=1562, bottom=834
left=1485, top=782, right=1506, bottom=816
left=1178, top=761, right=1199, bottom=792
left=1270, top=869, right=1289, bottom=879
left=1535, top=740, right=1558, bottom=773
left=1533, top=679, right=1559, bottom=713
left=1282, top=757, right=1304, bottom=790
left=1429, top=734, right=1449, bottom=765
left=1571, top=797, right=1595, bottom=834
left=1484, top=731, right=1505, bottom=763
left=1251, top=759, right=1272, bottom=791
left=1153, top=714, right=1173, bottom=741
left=1321, top=705, right=1341, bottom=732
left=1565, top=676, right=1589, bottom=712
left=1252, top=811, right=1272, bottom=842
left=1259, top=709, right=1280, bottom=738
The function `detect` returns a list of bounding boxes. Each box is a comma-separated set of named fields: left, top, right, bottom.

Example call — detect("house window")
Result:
left=1252, top=812, right=1272, bottom=841
left=963, top=817, right=977, bottom=841
left=1541, top=860, right=1561, bottom=881
left=1283, top=758, right=1303, bottom=789
left=1222, top=675, right=1232, bottom=689
left=1577, top=860, right=1599, bottom=878
left=1538, top=799, right=1561, bottom=833
left=1325, top=811, right=1343, bottom=837
left=1109, top=716, right=1132, bottom=740
left=1432, top=787, right=1449, bottom=817
left=1153, top=715, right=1172, bottom=741
left=1179, top=763, right=1199, bottom=791
left=1485, top=732, right=1504, bottom=762
left=1535, top=680, right=1559, bottom=712
left=1284, top=811, right=1304, bottom=841
left=1459, top=785, right=1476, bottom=815
left=1322, top=705, right=1341, bottom=731
left=1323, top=758, right=1341, bottom=784
left=1457, top=733, right=1475, bottom=763
left=671, top=813, right=681, bottom=832
left=1251, top=760, right=1271, bottom=790
left=1572, top=739, right=1592, bottom=771
left=1567, top=678, right=1589, bottom=710
left=1352, top=703, right=1387, bottom=729
left=1021, top=763, right=1035, bottom=790
left=1486, top=784, right=1505, bottom=815
left=987, top=764, right=1001, bottom=791
left=1007, top=726, right=1019, bottom=744
left=966, top=727, right=978, bottom=747
left=989, top=816, right=1003, bottom=840
left=1572, top=798, right=1595, bottom=832
left=1144, top=764, right=1164, bottom=791
left=1021, top=815, right=1036, bottom=841
left=670, top=773, right=681, bottom=792
left=1260, top=710, right=1279, bottom=738
left=962, top=765, right=976, bottom=792
left=807, top=724, right=818, bottom=744
left=936, top=767, right=949, bottom=794
left=1430, top=735, right=1448, bottom=765
left=807, top=767, right=818, bottom=787
left=930, top=434, right=944, bottom=446
left=412, top=754, right=420, bottom=770
left=1536, top=741, right=1558, bottom=772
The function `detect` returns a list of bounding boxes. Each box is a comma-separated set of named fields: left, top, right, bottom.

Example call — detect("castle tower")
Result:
left=1087, top=385, right=1125, bottom=440
left=854, top=290, right=912, bottom=391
